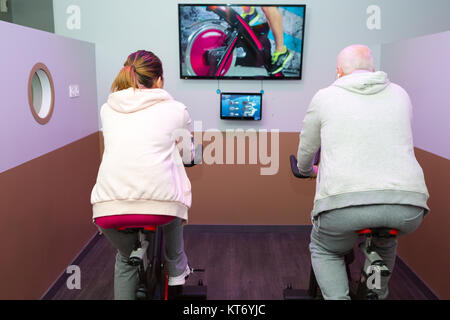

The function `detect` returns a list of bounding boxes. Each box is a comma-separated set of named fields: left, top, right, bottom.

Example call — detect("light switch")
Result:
left=69, top=85, right=80, bottom=98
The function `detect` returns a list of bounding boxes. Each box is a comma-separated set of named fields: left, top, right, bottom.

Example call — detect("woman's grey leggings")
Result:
left=309, top=204, right=424, bottom=300
left=99, top=218, right=188, bottom=300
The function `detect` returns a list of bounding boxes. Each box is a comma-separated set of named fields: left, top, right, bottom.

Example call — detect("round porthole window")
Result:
left=28, top=63, right=55, bottom=125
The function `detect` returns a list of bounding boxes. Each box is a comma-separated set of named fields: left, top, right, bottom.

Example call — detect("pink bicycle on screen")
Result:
left=183, top=5, right=284, bottom=79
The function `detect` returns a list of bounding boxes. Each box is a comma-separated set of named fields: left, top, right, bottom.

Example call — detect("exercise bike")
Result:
left=119, top=217, right=207, bottom=301
left=184, top=5, right=285, bottom=78
left=97, top=147, right=207, bottom=301
left=284, top=152, right=399, bottom=300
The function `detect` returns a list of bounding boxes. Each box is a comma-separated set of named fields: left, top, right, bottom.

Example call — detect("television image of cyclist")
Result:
left=179, top=5, right=305, bottom=79
left=241, top=6, right=293, bottom=75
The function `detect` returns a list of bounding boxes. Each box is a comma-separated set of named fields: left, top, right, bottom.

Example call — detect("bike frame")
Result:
left=206, top=5, right=268, bottom=77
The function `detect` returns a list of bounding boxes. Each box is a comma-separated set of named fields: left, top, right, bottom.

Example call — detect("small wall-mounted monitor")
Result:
left=220, top=92, right=262, bottom=120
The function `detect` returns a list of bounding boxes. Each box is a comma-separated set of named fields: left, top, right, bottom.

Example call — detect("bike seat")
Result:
left=357, top=228, right=399, bottom=238
left=119, top=226, right=157, bottom=232
left=96, top=214, right=175, bottom=231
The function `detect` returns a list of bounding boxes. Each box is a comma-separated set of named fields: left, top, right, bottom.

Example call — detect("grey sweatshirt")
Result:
left=297, top=71, right=429, bottom=218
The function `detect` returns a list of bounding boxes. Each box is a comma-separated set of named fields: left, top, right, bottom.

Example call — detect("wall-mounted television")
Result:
left=220, top=92, right=262, bottom=120
left=178, top=4, right=306, bottom=80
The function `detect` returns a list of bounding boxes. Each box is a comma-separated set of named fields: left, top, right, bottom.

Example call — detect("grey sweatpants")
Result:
left=99, top=218, right=188, bottom=300
left=310, top=204, right=424, bottom=300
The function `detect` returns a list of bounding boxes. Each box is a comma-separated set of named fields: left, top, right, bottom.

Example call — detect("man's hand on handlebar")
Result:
left=308, top=165, right=319, bottom=180
left=289, top=154, right=319, bottom=179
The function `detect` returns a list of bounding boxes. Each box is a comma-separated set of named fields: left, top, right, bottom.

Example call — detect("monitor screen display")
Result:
left=220, top=93, right=262, bottom=120
left=179, top=4, right=306, bottom=80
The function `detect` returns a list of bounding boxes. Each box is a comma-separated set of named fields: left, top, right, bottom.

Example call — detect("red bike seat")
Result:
left=95, top=214, right=175, bottom=231
left=357, top=228, right=399, bottom=237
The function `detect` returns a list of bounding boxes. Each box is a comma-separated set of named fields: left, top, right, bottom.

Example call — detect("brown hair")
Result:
left=111, top=50, right=163, bottom=92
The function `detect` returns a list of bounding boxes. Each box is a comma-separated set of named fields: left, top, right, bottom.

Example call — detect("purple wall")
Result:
left=381, top=30, right=450, bottom=159
left=0, top=20, right=99, bottom=173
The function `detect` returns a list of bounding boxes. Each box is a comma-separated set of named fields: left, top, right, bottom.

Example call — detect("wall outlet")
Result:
left=69, top=85, right=80, bottom=98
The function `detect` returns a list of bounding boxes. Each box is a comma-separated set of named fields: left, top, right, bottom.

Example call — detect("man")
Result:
left=296, top=45, right=429, bottom=300
left=241, top=6, right=293, bottom=74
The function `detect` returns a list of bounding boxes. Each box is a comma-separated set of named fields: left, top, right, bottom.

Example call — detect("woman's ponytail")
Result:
left=110, top=65, right=140, bottom=92
left=111, top=50, right=163, bottom=92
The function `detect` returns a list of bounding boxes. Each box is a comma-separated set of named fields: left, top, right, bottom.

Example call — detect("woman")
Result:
left=90, top=50, right=193, bottom=300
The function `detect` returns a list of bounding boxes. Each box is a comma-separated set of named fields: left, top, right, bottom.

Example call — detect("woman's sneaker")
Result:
left=168, top=265, right=191, bottom=286
left=269, top=46, right=293, bottom=75
left=241, top=7, right=260, bottom=26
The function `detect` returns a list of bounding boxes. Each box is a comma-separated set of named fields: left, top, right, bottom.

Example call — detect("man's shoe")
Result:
left=241, top=7, right=260, bottom=26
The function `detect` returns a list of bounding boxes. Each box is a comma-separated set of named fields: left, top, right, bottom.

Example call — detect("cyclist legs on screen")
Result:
left=100, top=217, right=188, bottom=300
left=309, top=204, right=424, bottom=300
left=261, top=7, right=284, bottom=53
left=241, top=6, right=292, bottom=74
left=261, top=6, right=293, bottom=74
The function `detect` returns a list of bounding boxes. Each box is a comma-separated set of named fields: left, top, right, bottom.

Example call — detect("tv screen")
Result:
left=179, top=4, right=306, bottom=80
left=220, top=93, right=262, bottom=120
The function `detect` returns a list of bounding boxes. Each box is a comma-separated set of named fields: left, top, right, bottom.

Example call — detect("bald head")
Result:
left=336, top=45, right=375, bottom=77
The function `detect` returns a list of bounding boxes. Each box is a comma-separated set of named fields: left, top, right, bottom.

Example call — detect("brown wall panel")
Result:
left=187, top=132, right=315, bottom=225
left=0, top=133, right=100, bottom=299
left=397, top=148, right=450, bottom=299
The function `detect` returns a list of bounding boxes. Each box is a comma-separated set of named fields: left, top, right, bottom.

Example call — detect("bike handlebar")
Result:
left=290, top=148, right=321, bottom=179
left=290, top=155, right=310, bottom=179
left=184, top=144, right=203, bottom=168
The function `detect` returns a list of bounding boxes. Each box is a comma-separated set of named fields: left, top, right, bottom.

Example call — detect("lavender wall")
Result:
left=0, top=20, right=99, bottom=174
left=380, top=30, right=450, bottom=298
left=381, top=30, right=450, bottom=159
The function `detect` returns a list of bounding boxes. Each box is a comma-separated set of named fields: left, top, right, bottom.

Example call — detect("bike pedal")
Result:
left=128, top=257, right=142, bottom=267
left=136, top=285, right=148, bottom=300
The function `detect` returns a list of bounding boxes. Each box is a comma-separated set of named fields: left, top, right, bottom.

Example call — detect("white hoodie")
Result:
left=297, top=71, right=429, bottom=218
left=91, top=88, right=192, bottom=221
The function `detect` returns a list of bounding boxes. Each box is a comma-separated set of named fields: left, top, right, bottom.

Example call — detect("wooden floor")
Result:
left=51, top=226, right=435, bottom=300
